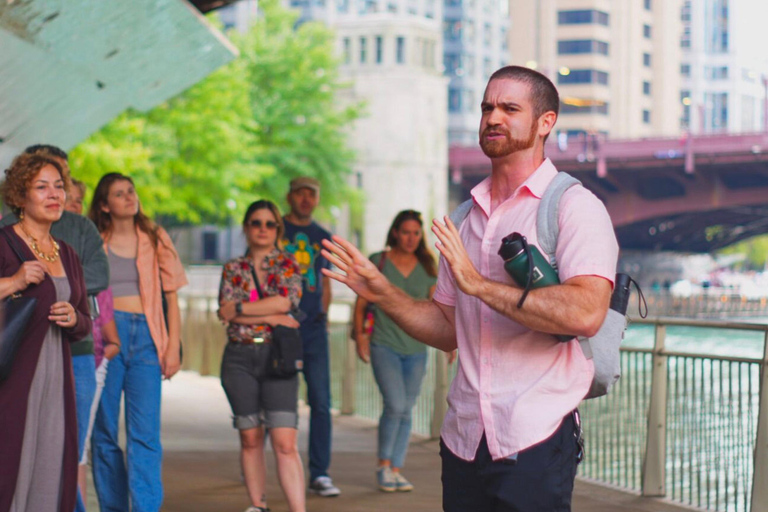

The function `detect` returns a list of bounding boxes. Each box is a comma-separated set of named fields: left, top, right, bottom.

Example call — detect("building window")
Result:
left=645, top=0, right=651, bottom=10
left=643, top=24, right=652, bottom=38
left=396, top=36, right=405, bottom=64
left=444, top=53, right=460, bottom=75
left=681, top=0, right=691, bottom=21
left=449, top=88, right=461, bottom=112
left=375, top=36, right=383, bottom=64
left=558, top=9, right=609, bottom=26
left=343, top=37, right=351, bottom=64
left=680, top=64, right=691, bottom=76
left=360, top=37, right=367, bottom=64
left=706, top=92, right=729, bottom=129
left=643, top=53, right=651, bottom=67
left=558, top=39, right=609, bottom=55
left=560, top=100, right=609, bottom=115
left=643, top=81, right=651, bottom=95
left=558, top=69, right=609, bottom=85
left=643, top=110, right=651, bottom=124
left=707, top=66, right=729, bottom=79
left=483, top=23, right=492, bottom=47
left=484, top=57, right=493, bottom=78
left=387, top=1, right=397, bottom=12
left=443, top=20, right=462, bottom=43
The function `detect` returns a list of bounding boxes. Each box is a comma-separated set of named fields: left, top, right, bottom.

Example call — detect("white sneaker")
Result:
left=393, top=471, right=414, bottom=492
left=309, top=476, right=341, bottom=497
left=244, top=507, right=269, bottom=512
left=377, top=466, right=396, bottom=492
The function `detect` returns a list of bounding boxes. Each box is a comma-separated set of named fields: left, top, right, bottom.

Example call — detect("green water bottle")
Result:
left=498, top=232, right=572, bottom=342
left=498, top=233, right=560, bottom=289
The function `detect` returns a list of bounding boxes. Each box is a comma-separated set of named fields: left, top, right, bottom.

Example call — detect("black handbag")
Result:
left=0, top=229, right=38, bottom=383
left=250, top=265, right=303, bottom=377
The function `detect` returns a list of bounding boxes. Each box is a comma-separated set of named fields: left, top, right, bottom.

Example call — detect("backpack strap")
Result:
left=535, top=172, right=595, bottom=359
left=536, top=172, right=581, bottom=271
left=449, top=199, right=474, bottom=228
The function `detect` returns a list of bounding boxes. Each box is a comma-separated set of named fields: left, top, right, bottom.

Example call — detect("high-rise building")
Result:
left=679, top=0, right=768, bottom=133
left=283, top=0, right=448, bottom=254
left=444, top=0, right=510, bottom=145
left=507, top=0, right=683, bottom=139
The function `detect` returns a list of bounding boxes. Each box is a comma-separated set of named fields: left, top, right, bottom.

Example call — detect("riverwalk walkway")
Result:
left=85, top=371, right=696, bottom=512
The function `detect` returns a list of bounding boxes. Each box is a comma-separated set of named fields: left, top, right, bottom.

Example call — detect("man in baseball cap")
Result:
left=282, top=176, right=340, bottom=497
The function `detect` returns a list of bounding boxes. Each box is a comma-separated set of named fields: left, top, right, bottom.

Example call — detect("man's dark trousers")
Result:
left=301, top=320, right=332, bottom=481
left=440, top=413, right=579, bottom=512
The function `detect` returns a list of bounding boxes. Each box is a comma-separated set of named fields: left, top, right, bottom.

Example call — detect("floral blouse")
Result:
left=219, top=249, right=303, bottom=344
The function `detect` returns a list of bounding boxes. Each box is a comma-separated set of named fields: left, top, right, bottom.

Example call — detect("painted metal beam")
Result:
left=0, top=0, right=237, bottom=166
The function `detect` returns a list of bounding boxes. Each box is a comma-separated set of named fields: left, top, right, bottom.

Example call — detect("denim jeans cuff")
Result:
left=264, top=410, right=298, bottom=429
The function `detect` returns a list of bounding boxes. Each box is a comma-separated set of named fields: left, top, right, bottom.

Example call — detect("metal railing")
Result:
left=577, top=317, right=768, bottom=512
left=643, top=292, right=768, bottom=318
left=179, top=296, right=768, bottom=512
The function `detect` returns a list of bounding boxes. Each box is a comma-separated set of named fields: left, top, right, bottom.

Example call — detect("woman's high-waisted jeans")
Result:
left=92, top=311, right=163, bottom=512
left=370, top=343, right=428, bottom=469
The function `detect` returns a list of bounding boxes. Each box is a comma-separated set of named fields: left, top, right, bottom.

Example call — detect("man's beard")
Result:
left=479, top=121, right=538, bottom=158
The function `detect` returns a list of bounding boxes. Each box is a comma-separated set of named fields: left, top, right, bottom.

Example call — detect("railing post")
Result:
left=340, top=329, right=356, bottom=415
left=431, top=350, right=449, bottom=439
left=750, top=329, right=768, bottom=512
left=642, top=322, right=668, bottom=497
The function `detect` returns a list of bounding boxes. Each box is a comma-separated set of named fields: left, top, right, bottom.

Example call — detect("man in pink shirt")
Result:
left=322, top=66, right=618, bottom=511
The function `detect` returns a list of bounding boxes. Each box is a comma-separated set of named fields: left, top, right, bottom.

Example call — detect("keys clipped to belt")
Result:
left=573, top=409, right=585, bottom=465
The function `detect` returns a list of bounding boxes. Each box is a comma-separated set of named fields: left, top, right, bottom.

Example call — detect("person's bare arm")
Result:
left=322, top=236, right=457, bottom=352
left=432, top=217, right=611, bottom=338
left=218, top=295, right=292, bottom=323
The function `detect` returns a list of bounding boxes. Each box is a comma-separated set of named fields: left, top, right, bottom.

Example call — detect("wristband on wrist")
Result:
left=235, top=302, right=243, bottom=315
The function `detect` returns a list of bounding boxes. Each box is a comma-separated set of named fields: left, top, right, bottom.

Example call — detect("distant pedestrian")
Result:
left=65, top=178, right=87, bottom=215
left=89, top=172, right=187, bottom=511
left=353, top=210, right=440, bottom=492
left=217, top=200, right=306, bottom=512
left=321, top=66, right=618, bottom=511
left=282, top=177, right=340, bottom=497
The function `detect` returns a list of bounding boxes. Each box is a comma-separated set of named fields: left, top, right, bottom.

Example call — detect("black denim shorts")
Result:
left=220, top=342, right=299, bottom=430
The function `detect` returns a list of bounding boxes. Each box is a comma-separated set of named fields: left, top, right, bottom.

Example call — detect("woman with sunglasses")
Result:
left=87, top=173, right=187, bottom=511
left=217, top=200, right=305, bottom=512
left=353, top=210, right=438, bottom=493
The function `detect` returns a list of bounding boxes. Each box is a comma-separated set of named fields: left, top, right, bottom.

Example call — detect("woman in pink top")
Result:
left=88, top=173, right=188, bottom=511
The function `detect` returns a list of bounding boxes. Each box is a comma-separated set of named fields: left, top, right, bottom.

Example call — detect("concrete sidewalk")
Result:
left=87, top=371, right=696, bottom=512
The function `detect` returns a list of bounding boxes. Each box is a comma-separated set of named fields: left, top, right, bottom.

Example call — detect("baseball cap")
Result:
left=289, top=176, right=321, bottom=193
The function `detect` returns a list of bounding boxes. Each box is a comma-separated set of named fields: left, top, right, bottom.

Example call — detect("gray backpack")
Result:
left=449, top=172, right=625, bottom=399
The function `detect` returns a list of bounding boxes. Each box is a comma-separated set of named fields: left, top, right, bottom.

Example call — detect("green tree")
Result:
left=69, top=0, right=362, bottom=225
left=719, top=235, right=768, bottom=270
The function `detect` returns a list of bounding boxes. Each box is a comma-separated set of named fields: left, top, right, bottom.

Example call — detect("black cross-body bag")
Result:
left=0, top=229, right=39, bottom=383
left=250, top=265, right=303, bottom=377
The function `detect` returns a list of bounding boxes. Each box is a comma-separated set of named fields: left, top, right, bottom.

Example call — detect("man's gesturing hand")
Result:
left=321, top=236, right=391, bottom=303
left=432, top=216, right=486, bottom=297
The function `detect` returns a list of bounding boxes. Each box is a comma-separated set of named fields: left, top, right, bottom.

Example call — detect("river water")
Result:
left=623, top=317, right=768, bottom=359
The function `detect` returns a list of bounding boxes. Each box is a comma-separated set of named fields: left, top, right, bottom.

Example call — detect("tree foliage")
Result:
left=69, top=0, right=362, bottom=225
left=718, top=235, right=768, bottom=270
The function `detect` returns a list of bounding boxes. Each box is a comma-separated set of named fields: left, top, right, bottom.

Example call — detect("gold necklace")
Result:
left=18, top=223, right=60, bottom=263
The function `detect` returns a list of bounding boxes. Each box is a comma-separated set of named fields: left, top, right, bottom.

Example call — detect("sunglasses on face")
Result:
left=248, top=219, right=278, bottom=230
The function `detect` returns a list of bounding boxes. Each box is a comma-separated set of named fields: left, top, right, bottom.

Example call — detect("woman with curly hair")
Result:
left=87, top=173, right=187, bottom=511
left=217, top=200, right=305, bottom=512
left=0, top=152, right=92, bottom=512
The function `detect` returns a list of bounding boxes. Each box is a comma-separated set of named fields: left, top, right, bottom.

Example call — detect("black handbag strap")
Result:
left=1, top=228, right=31, bottom=264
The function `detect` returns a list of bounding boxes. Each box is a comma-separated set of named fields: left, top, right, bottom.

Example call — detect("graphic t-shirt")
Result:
left=282, top=219, right=332, bottom=327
